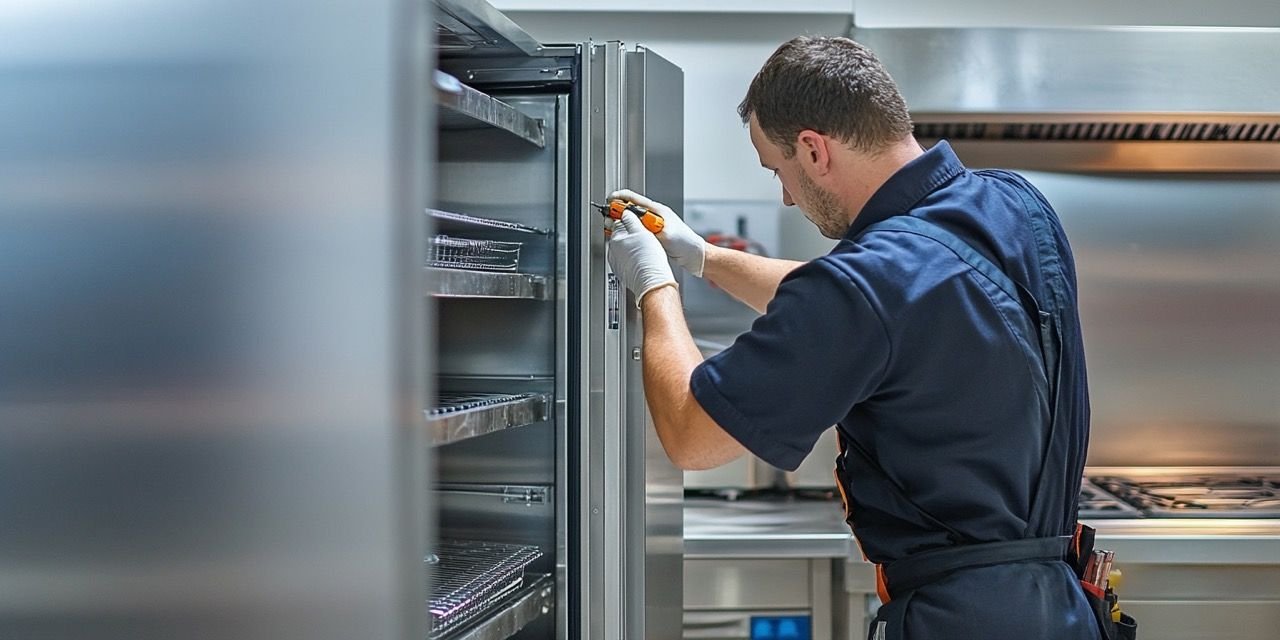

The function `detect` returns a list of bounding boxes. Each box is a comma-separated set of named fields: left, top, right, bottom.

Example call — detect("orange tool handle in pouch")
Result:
left=595, top=199, right=665, bottom=234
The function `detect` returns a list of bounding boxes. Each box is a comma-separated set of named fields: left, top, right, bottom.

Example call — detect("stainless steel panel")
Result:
left=786, top=428, right=841, bottom=490
left=580, top=41, right=684, bottom=640
left=551, top=91, right=571, bottom=640
left=1024, top=173, right=1280, bottom=466
left=683, top=611, right=753, bottom=640
left=436, top=298, right=556, bottom=376
left=434, top=96, right=559, bottom=381
left=1104, top=564, right=1280, bottom=600
left=684, top=498, right=854, bottom=559
left=434, top=71, right=546, bottom=147
left=809, top=559, right=833, bottom=640
left=0, top=1, right=429, bottom=638
left=684, top=559, right=812, bottom=609
left=426, top=392, right=549, bottom=446
left=579, top=42, right=617, bottom=640
left=852, top=28, right=1280, bottom=114
left=852, top=28, right=1280, bottom=171
left=435, top=485, right=556, bottom=573
left=1120, top=601, right=1280, bottom=640
left=596, top=43, right=627, bottom=640
left=434, top=0, right=542, bottom=58
left=686, top=455, right=780, bottom=492
left=625, top=45, right=686, bottom=640
left=426, top=268, right=549, bottom=299
left=437, top=97, right=560, bottom=234
left=436, top=422, right=556, bottom=485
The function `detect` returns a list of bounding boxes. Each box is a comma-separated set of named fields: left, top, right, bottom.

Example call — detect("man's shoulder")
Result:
left=824, top=224, right=958, bottom=275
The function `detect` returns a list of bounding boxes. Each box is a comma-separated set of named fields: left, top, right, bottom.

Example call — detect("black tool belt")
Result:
left=880, top=535, right=1072, bottom=601
left=881, top=534, right=1135, bottom=640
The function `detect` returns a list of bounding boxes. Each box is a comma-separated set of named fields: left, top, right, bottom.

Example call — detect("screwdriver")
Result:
left=592, top=198, right=665, bottom=234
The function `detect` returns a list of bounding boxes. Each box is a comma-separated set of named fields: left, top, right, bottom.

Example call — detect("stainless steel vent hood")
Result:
left=851, top=27, right=1280, bottom=171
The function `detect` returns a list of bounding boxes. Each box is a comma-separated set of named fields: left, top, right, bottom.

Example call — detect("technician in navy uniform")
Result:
left=606, top=36, right=1098, bottom=639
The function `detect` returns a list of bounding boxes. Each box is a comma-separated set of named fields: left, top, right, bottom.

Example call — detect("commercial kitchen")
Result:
left=3, top=1, right=1279, bottom=640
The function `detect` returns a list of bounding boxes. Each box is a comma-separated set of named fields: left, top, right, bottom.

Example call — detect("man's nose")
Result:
left=781, top=185, right=794, bottom=207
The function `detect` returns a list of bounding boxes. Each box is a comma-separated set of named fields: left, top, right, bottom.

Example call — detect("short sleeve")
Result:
left=690, top=258, right=891, bottom=471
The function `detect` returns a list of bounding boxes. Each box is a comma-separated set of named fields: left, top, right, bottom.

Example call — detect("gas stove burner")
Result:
left=1091, top=473, right=1280, bottom=518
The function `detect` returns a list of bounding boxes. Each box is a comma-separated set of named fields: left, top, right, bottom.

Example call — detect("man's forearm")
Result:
left=701, top=244, right=805, bottom=313
left=639, top=286, right=745, bottom=470
left=639, top=287, right=704, bottom=446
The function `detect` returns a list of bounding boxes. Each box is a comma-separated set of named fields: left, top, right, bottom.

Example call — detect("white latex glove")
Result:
left=607, top=211, right=678, bottom=308
left=610, top=189, right=706, bottom=277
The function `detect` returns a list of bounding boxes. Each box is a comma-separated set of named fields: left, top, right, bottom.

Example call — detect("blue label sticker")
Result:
left=750, top=615, right=810, bottom=640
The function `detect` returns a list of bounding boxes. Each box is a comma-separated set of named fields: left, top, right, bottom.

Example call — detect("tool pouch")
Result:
left=1070, top=525, right=1138, bottom=640
left=1088, top=588, right=1137, bottom=640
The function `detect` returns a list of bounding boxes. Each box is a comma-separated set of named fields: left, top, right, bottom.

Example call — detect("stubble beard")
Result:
left=797, top=170, right=849, bottom=240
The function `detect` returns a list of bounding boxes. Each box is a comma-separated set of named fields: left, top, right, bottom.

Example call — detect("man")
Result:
left=606, top=36, right=1099, bottom=639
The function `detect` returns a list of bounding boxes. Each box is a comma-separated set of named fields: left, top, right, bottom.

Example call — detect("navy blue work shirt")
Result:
left=690, top=141, right=1089, bottom=563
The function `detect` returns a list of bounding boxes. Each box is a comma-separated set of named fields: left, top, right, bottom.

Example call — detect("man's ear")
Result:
left=795, top=129, right=831, bottom=175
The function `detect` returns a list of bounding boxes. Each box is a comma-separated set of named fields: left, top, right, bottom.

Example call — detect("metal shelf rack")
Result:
left=424, top=267, right=548, bottom=300
left=428, top=539, right=547, bottom=640
left=435, top=71, right=545, bottom=148
left=440, top=574, right=552, bottom=640
left=428, top=209, right=550, bottom=236
left=426, top=392, right=550, bottom=447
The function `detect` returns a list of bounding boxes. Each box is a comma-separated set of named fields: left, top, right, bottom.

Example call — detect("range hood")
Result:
left=851, top=27, right=1280, bottom=171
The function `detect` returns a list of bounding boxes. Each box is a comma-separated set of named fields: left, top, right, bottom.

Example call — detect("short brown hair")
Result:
left=738, top=36, right=912, bottom=157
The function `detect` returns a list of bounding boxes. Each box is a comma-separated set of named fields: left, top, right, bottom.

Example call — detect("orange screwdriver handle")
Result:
left=600, top=199, right=665, bottom=234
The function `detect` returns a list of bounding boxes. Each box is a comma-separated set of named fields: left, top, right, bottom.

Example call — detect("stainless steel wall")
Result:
left=692, top=171, right=1280, bottom=470
left=1023, top=172, right=1280, bottom=466
left=0, top=2, right=429, bottom=638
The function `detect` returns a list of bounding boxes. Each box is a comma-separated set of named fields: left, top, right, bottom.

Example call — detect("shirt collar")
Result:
left=843, top=140, right=966, bottom=240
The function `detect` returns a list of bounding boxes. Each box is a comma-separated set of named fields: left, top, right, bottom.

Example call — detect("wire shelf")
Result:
left=428, top=209, right=549, bottom=235
left=429, top=235, right=522, bottom=272
left=427, top=540, right=544, bottom=638
left=428, top=392, right=534, bottom=416
left=426, top=393, right=548, bottom=447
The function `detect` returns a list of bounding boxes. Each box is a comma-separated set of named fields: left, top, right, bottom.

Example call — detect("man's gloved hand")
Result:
left=607, top=210, right=678, bottom=308
left=610, top=189, right=706, bottom=277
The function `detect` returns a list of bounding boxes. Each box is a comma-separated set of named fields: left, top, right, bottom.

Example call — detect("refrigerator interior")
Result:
left=425, top=7, right=685, bottom=636
left=428, top=87, right=567, bottom=640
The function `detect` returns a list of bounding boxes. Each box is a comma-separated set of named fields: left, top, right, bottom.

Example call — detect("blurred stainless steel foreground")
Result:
left=0, top=2, right=431, bottom=639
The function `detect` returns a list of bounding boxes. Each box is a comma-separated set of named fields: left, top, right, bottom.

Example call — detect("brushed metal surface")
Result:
left=578, top=42, right=610, bottom=640
left=626, top=45, right=687, bottom=640
left=434, top=0, right=542, bottom=58
left=435, top=95, right=559, bottom=379
left=0, top=1, right=430, bottom=638
left=434, top=70, right=546, bottom=147
left=684, top=559, right=813, bottom=609
left=854, top=28, right=1280, bottom=114
left=853, top=28, right=1280, bottom=171
left=551, top=91, right=570, bottom=640
left=1120, top=601, right=1280, bottom=640
left=684, top=498, right=855, bottom=559
left=435, top=485, right=556, bottom=575
left=1026, top=173, right=1280, bottom=466
left=425, top=267, right=549, bottom=299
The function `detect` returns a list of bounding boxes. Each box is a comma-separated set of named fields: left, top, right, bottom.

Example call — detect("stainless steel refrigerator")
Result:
left=427, top=2, right=684, bottom=639
left=0, top=1, right=680, bottom=638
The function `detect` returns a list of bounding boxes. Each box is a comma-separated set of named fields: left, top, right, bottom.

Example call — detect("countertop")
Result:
left=684, top=496, right=1280, bottom=564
